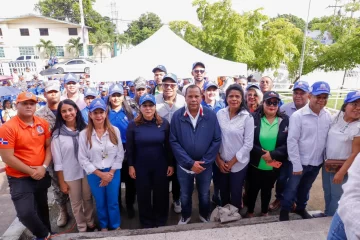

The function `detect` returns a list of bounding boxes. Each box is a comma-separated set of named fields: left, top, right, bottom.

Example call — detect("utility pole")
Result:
left=111, top=1, right=119, bottom=56
left=79, top=0, right=87, bottom=57
left=298, top=0, right=312, bottom=78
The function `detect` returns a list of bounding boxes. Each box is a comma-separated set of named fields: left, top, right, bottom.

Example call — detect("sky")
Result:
left=0, top=0, right=341, bottom=32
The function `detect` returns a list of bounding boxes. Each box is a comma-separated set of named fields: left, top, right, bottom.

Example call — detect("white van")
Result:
left=14, top=55, right=40, bottom=61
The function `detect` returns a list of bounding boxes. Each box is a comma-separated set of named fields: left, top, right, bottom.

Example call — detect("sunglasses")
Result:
left=163, top=83, right=177, bottom=89
left=193, top=69, right=205, bottom=74
left=265, top=99, right=279, bottom=106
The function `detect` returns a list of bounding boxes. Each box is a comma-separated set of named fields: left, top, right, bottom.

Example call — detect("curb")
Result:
left=1, top=218, right=26, bottom=240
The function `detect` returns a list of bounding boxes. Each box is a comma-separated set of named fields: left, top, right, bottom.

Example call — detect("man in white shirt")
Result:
left=23, top=67, right=35, bottom=82
left=60, top=73, right=86, bottom=111
left=280, top=81, right=332, bottom=221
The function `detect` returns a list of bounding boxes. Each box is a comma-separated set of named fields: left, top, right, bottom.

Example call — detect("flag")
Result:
left=0, top=138, right=8, bottom=145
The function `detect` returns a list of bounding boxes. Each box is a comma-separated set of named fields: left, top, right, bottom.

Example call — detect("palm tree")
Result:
left=66, top=37, right=83, bottom=57
left=93, top=31, right=112, bottom=63
left=36, top=39, right=56, bottom=58
left=114, top=33, right=132, bottom=54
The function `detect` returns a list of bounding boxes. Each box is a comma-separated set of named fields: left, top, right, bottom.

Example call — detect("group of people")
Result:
left=0, top=61, right=359, bottom=240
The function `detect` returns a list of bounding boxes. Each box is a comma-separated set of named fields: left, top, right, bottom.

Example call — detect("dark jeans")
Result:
left=136, top=166, right=169, bottom=228
left=8, top=173, right=52, bottom=238
left=275, top=160, right=292, bottom=200
left=170, top=163, right=180, bottom=202
left=281, top=164, right=321, bottom=211
left=119, top=159, right=136, bottom=208
left=177, top=164, right=212, bottom=219
left=247, top=165, right=278, bottom=214
left=218, top=165, right=248, bottom=210
left=212, top=162, right=221, bottom=201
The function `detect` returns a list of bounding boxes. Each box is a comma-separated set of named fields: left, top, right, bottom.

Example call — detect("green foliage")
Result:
left=114, top=33, right=132, bottom=53
left=66, top=37, right=83, bottom=57
left=124, top=12, right=163, bottom=45
left=272, top=14, right=306, bottom=31
left=92, top=31, right=112, bottom=62
left=36, top=39, right=56, bottom=58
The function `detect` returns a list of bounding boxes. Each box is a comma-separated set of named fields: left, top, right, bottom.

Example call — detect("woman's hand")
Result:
left=129, top=166, right=136, bottom=179
left=333, top=172, right=345, bottom=184
left=216, top=157, right=229, bottom=174
left=262, top=149, right=273, bottom=162
left=99, top=180, right=109, bottom=187
left=100, top=172, right=113, bottom=183
left=59, top=181, right=70, bottom=194
left=167, top=166, right=174, bottom=177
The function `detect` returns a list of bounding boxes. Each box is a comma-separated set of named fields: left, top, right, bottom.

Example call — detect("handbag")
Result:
left=325, top=159, right=346, bottom=173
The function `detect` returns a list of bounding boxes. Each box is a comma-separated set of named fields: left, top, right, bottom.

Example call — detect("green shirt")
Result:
left=258, top=116, right=279, bottom=170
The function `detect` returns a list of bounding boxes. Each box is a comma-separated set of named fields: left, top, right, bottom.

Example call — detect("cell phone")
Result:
left=266, top=160, right=282, bottom=169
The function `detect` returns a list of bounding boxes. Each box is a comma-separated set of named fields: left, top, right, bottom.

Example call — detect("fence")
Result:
left=0, top=61, right=43, bottom=76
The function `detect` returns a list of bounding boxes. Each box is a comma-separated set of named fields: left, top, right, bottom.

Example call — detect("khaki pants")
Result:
left=66, top=177, right=95, bottom=232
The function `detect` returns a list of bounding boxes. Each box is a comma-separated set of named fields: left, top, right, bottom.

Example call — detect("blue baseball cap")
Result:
left=344, top=91, right=360, bottom=103
left=293, top=80, right=310, bottom=92
left=109, top=84, right=124, bottom=95
left=127, top=82, right=134, bottom=87
left=64, top=73, right=78, bottom=84
left=84, top=88, right=98, bottom=98
left=203, top=82, right=218, bottom=91
left=89, top=98, right=107, bottom=112
left=146, top=85, right=151, bottom=89
left=192, top=62, right=205, bottom=70
left=162, top=73, right=177, bottom=83
left=152, top=65, right=167, bottom=73
left=246, top=83, right=260, bottom=91
left=310, top=81, right=331, bottom=95
left=149, top=80, right=156, bottom=85
left=139, top=94, right=156, bottom=105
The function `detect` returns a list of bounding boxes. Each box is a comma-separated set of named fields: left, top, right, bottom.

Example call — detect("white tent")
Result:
left=91, top=26, right=247, bottom=82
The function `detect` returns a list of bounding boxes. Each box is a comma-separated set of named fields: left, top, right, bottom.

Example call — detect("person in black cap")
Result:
left=152, top=65, right=167, bottom=96
left=191, top=62, right=207, bottom=90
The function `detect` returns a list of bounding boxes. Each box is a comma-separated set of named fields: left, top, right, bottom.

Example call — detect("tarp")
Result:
left=91, top=26, right=247, bottom=82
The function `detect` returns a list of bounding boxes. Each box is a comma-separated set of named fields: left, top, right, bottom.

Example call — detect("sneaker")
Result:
left=173, top=200, right=182, bottom=214
left=199, top=215, right=210, bottom=223
left=279, top=209, right=289, bottom=221
left=295, top=209, right=313, bottom=219
left=269, top=199, right=281, bottom=211
left=178, top=217, right=191, bottom=225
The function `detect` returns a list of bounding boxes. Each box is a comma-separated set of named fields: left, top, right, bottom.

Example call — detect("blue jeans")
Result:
left=322, top=167, right=348, bottom=216
left=281, top=164, right=321, bottom=211
left=177, top=164, right=212, bottom=219
left=275, top=160, right=292, bottom=200
left=327, top=212, right=347, bottom=240
left=87, top=168, right=121, bottom=229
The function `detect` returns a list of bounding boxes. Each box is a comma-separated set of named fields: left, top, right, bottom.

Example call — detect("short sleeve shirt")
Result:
left=258, top=117, right=279, bottom=170
left=0, top=115, right=51, bottom=178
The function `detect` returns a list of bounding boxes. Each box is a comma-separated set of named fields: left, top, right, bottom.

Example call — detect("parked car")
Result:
left=53, top=58, right=95, bottom=74
left=14, top=55, right=41, bottom=61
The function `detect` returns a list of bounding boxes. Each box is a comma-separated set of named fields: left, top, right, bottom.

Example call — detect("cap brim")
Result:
left=346, top=96, right=360, bottom=103
left=90, top=107, right=106, bottom=112
left=293, top=87, right=309, bottom=92
left=311, top=91, right=330, bottom=96
left=162, top=77, right=176, bottom=82
left=17, top=99, right=38, bottom=104
left=264, top=96, right=281, bottom=101
left=140, top=100, right=155, bottom=105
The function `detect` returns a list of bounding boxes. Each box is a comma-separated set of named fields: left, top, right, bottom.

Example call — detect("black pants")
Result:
left=120, top=160, right=136, bottom=208
left=247, top=165, right=278, bottom=214
left=136, top=166, right=169, bottom=228
left=170, top=163, right=180, bottom=202
left=8, top=173, right=52, bottom=238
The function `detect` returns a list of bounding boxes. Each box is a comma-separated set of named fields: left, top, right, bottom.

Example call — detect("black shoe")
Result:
left=279, top=209, right=289, bottom=221
left=127, top=206, right=135, bottom=219
left=295, top=209, right=313, bottom=219
left=86, top=225, right=97, bottom=232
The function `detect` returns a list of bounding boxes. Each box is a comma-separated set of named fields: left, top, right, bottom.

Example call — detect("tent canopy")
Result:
left=91, top=26, right=247, bottom=82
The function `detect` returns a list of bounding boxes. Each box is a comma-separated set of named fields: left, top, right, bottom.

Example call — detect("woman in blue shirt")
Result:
left=107, top=84, right=137, bottom=218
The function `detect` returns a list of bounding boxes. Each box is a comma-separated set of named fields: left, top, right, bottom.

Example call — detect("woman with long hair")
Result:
left=323, top=91, right=360, bottom=216
left=246, top=91, right=289, bottom=217
left=51, top=99, right=95, bottom=232
left=2, top=99, right=17, bottom=122
left=78, top=98, right=124, bottom=231
left=245, top=85, right=263, bottom=113
left=107, top=84, right=137, bottom=218
left=126, top=94, right=173, bottom=228
left=216, top=84, right=254, bottom=210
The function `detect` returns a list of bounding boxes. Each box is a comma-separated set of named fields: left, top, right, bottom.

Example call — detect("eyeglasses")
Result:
left=163, top=83, right=177, bottom=89
left=265, top=100, right=279, bottom=106
left=193, top=69, right=205, bottom=74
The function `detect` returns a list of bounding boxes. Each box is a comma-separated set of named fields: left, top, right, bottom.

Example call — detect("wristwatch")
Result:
left=42, top=164, right=48, bottom=169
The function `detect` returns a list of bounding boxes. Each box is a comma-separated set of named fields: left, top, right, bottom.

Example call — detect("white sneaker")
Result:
left=173, top=200, right=182, bottom=214
left=199, top=215, right=210, bottom=223
left=178, top=217, right=191, bottom=225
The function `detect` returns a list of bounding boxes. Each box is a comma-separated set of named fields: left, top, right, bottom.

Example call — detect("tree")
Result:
left=66, top=37, right=83, bottom=57
left=272, top=14, right=306, bottom=31
left=36, top=39, right=56, bottom=58
left=124, top=12, right=163, bottom=45
left=114, top=33, right=132, bottom=54
left=92, top=31, right=112, bottom=63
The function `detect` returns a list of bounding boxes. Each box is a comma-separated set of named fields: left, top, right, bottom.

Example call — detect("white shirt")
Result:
left=51, top=127, right=85, bottom=181
left=1, top=109, right=17, bottom=122
left=78, top=127, right=124, bottom=174
left=23, top=71, right=34, bottom=82
left=156, top=93, right=186, bottom=123
left=12, top=73, right=19, bottom=84
left=217, top=108, right=254, bottom=172
left=61, top=92, right=87, bottom=111
left=338, top=153, right=360, bottom=240
left=326, top=112, right=360, bottom=160
left=287, top=104, right=332, bottom=172
left=280, top=102, right=298, bottom=117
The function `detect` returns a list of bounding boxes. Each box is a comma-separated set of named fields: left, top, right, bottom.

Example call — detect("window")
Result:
left=16, top=56, right=24, bottom=60
left=0, top=28, right=2, bottom=36
left=66, top=60, right=78, bottom=65
left=68, top=28, right=78, bottom=36
left=19, top=46, right=35, bottom=56
left=88, top=45, right=93, bottom=56
left=77, top=60, right=85, bottom=64
left=39, top=28, right=49, bottom=36
left=55, top=46, right=64, bottom=57
left=26, top=56, right=31, bottom=60
left=20, top=28, right=29, bottom=36
left=0, top=47, right=5, bottom=58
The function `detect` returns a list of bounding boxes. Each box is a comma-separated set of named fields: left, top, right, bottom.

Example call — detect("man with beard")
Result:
left=151, top=65, right=167, bottom=96
left=192, top=62, right=207, bottom=90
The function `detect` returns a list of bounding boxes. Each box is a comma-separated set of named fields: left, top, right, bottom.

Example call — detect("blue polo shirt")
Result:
left=201, top=100, right=225, bottom=113
left=81, top=107, right=89, bottom=124
left=129, top=90, right=135, bottom=99
left=109, top=108, right=137, bottom=143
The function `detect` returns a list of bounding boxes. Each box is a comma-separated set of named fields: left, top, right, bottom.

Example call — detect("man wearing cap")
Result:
left=269, top=80, right=310, bottom=211
left=280, top=81, right=332, bottom=221
left=151, top=65, right=167, bottom=96
left=0, top=92, right=53, bottom=239
left=81, top=88, right=98, bottom=124
left=61, top=73, right=86, bottom=111
left=134, top=77, right=147, bottom=106
left=35, top=80, right=70, bottom=228
left=128, top=82, right=136, bottom=98
left=156, top=73, right=185, bottom=214
left=192, top=62, right=207, bottom=90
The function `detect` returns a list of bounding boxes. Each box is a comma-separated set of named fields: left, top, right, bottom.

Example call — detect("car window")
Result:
left=17, top=56, right=24, bottom=60
left=77, top=60, right=85, bottom=64
left=66, top=60, right=77, bottom=65
left=26, top=56, right=31, bottom=60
